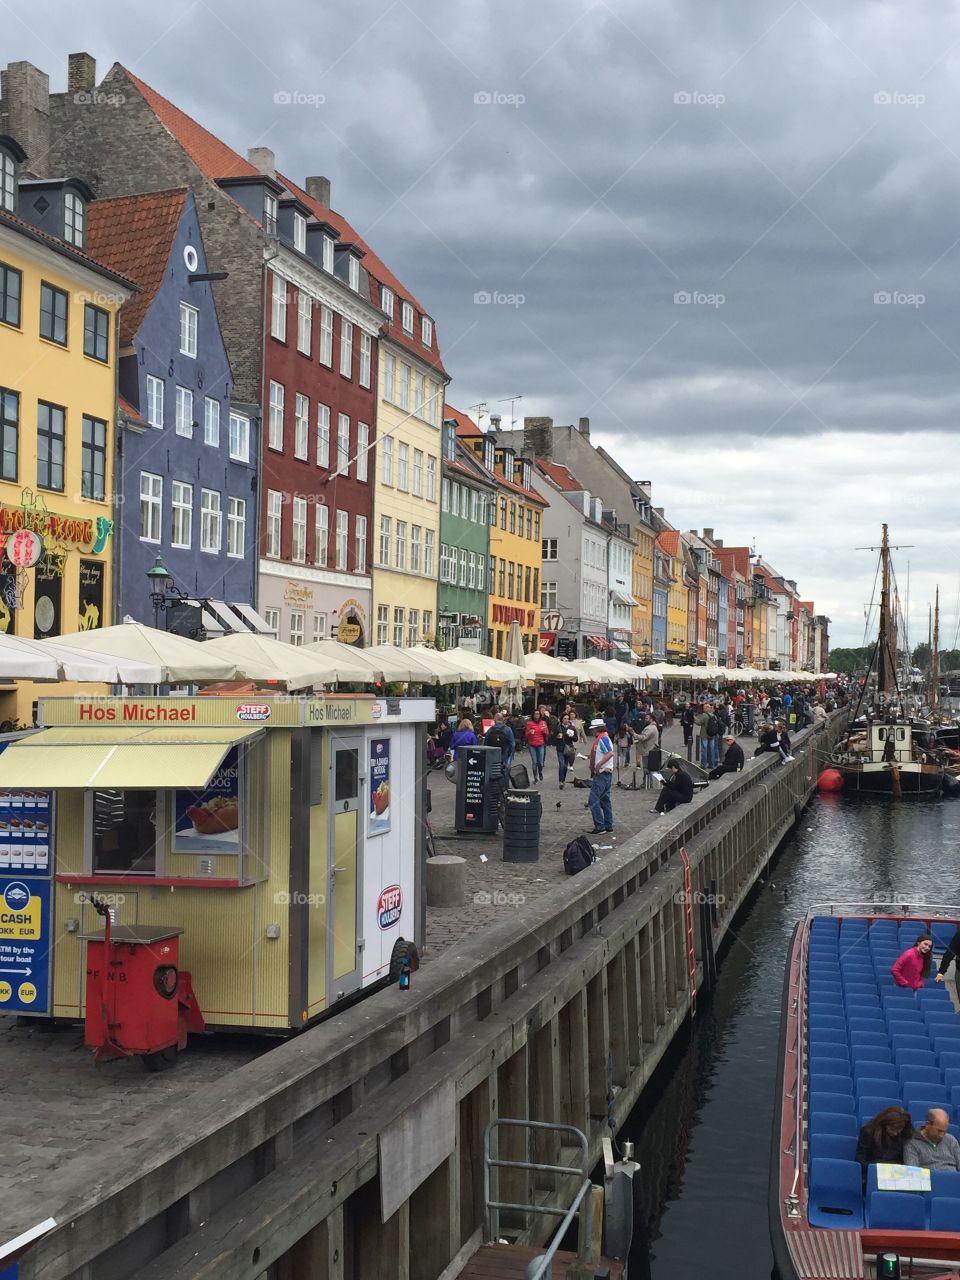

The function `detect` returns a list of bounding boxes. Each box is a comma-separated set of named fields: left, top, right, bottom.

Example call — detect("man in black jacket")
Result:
left=935, top=926, right=960, bottom=999
left=652, top=758, right=694, bottom=814
left=708, top=734, right=745, bottom=779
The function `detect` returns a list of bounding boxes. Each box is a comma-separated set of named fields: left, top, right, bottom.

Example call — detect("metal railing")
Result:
left=484, top=1118, right=595, bottom=1280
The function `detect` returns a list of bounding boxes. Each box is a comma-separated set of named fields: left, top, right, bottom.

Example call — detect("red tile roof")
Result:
left=445, top=404, right=547, bottom=506
left=118, top=395, right=148, bottom=425
left=114, top=65, right=446, bottom=374
left=714, top=546, right=752, bottom=581
left=657, top=529, right=680, bottom=556
left=536, top=458, right=584, bottom=492
left=0, top=206, right=136, bottom=290
left=448, top=403, right=481, bottom=437
left=86, top=188, right=187, bottom=346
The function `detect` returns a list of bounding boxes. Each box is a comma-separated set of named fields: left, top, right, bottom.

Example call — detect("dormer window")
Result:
left=483, top=438, right=495, bottom=471
left=63, top=189, right=85, bottom=248
left=293, top=211, right=307, bottom=253
left=263, top=191, right=278, bottom=234
left=0, top=148, right=16, bottom=212
left=421, top=316, right=433, bottom=347
left=322, top=235, right=334, bottom=273
left=348, top=255, right=359, bottom=292
left=401, top=301, right=414, bottom=334
left=381, top=286, right=394, bottom=318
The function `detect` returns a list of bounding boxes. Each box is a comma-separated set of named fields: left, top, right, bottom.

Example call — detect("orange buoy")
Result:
left=817, top=768, right=844, bottom=792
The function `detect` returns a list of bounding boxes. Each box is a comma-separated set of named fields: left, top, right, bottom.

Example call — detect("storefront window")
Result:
left=92, top=789, right=158, bottom=874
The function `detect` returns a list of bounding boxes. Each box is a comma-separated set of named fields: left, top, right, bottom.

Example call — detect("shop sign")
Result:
left=0, top=489, right=113, bottom=555
left=0, top=789, right=52, bottom=874
left=492, top=604, right=536, bottom=627
left=368, top=738, right=390, bottom=836
left=541, top=611, right=564, bottom=632
left=236, top=703, right=271, bottom=722
left=377, top=884, right=402, bottom=930
left=173, top=747, right=241, bottom=853
left=538, top=632, right=556, bottom=654
left=33, top=553, right=62, bottom=638
left=6, top=530, right=42, bottom=568
left=337, top=618, right=362, bottom=643
left=78, top=558, right=104, bottom=631
left=284, top=582, right=313, bottom=606
left=0, top=876, right=51, bottom=1014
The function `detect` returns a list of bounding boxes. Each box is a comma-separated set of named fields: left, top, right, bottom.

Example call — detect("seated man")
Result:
left=652, top=757, right=694, bottom=814
left=902, top=1108, right=960, bottom=1171
left=708, top=734, right=744, bottom=780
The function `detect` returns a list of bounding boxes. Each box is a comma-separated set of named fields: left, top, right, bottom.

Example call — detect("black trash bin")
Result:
left=502, top=789, right=542, bottom=863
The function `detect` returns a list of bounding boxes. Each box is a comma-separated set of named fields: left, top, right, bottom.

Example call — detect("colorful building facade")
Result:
left=437, top=420, right=495, bottom=650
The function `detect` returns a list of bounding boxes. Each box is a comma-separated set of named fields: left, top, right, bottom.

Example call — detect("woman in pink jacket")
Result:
left=891, top=934, right=934, bottom=989
left=524, top=710, right=550, bottom=783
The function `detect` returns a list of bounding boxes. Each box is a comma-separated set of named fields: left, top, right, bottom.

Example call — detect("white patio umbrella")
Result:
left=205, top=634, right=338, bottom=689
left=523, top=650, right=579, bottom=681
left=566, top=658, right=621, bottom=685
left=442, top=647, right=531, bottom=684
left=404, top=644, right=484, bottom=683
left=53, top=622, right=239, bottom=683
left=37, top=637, right=162, bottom=684
left=359, top=644, right=468, bottom=683
left=504, top=619, right=526, bottom=668
left=301, top=639, right=383, bottom=684
left=0, top=632, right=68, bottom=680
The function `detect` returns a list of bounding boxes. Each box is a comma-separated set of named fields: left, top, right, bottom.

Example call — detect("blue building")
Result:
left=652, top=542, right=670, bottom=660
left=87, top=189, right=262, bottom=632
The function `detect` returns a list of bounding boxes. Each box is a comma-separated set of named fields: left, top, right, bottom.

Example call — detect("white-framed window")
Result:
left=355, top=514, right=367, bottom=572
left=297, top=290, right=312, bottom=355
left=264, top=608, right=280, bottom=636
left=140, top=473, right=162, bottom=543
left=204, top=396, right=220, bottom=447
left=379, top=515, right=391, bottom=567
left=171, top=480, right=192, bottom=548
left=264, top=191, right=278, bottom=233
left=412, top=448, right=423, bottom=496
left=395, top=520, right=407, bottom=570
left=0, top=149, right=14, bottom=212
left=451, top=483, right=460, bottom=517
left=294, top=393, right=309, bottom=460
left=407, top=608, right=419, bottom=647
left=398, top=363, right=409, bottom=410
left=542, top=538, right=558, bottom=560
left=397, top=442, right=409, bottom=490
left=348, top=255, right=360, bottom=292
left=269, top=380, right=284, bottom=450
left=401, top=301, right=414, bottom=333
left=336, top=509, right=348, bottom=570
left=423, top=609, right=432, bottom=639
left=410, top=524, right=421, bottom=573
left=316, top=403, right=330, bottom=468
left=179, top=302, right=198, bottom=357
left=227, top=496, right=245, bottom=557
left=319, top=305, right=333, bottom=365
left=271, top=273, right=287, bottom=341
left=313, top=613, right=327, bottom=643
left=426, top=455, right=437, bottom=501
left=470, top=489, right=479, bottom=523
left=175, top=385, right=193, bottom=438
left=381, top=286, right=394, bottom=318
left=357, top=422, right=369, bottom=482
left=291, top=496, right=307, bottom=562
left=63, top=190, right=85, bottom=247
left=459, top=547, right=468, bottom=587
left=467, top=550, right=476, bottom=589
left=289, top=610, right=305, bottom=646
left=424, top=529, right=435, bottom=577
left=441, top=478, right=450, bottom=511
left=340, top=320, right=353, bottom=377
left=200, top=488, right=221, bottom=553
left=393, top=606, right=404, bottom=647
left=229, top=412, right=250, bottom=462
left=377, top=604, right=389, bottom=645
left=384, top=355, right=394, bottom=402
left=146, top=375, right=164, bottom=429
left=266, top=489, right=283, bottom=557
left=337, top=413, right=350, bottom=475
left=421, top=315, right=433, bottom=347
left=381, top=435, right=393, bottom=485
left=541, top=581, right=558, bottom=611
left=414, top=372, right=425, bottom=417
left=293, top=211, right=307, bottom=254
left=322, top=234, right=335, bottom=273
left=440, top=543, right=450, bottom=583
left=359, top=332, right=372, bottom=387
left=315, top=503, right=329, bottom=567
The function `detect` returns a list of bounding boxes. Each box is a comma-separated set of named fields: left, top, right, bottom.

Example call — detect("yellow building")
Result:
left=656, top=531, right=688, bottom=658
left=0, top=169, right=133, bottom=723
left=449, top=406, right=546, bottom=658
left=632, top=523, right=654, bottom=660
left=371, top=337, right=447, bottom=646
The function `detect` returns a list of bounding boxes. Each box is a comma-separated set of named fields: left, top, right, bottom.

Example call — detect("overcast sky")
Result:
left=9, top=0, right=960, bottom=646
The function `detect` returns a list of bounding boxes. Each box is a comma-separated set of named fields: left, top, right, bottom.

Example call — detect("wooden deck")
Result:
left=456, top=1242, right=624, bottom=1278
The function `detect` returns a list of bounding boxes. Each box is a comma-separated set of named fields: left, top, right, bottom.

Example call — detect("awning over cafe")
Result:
left=0, top=725, right=262, bottom=789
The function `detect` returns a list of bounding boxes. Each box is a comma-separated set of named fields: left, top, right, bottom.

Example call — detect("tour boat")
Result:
left=771, top=906, right=960, bottom=1280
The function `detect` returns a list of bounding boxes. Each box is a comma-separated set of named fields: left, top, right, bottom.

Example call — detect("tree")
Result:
left=828, top=646, right=873, bottom=675
left=912, top=642, right=931, bottom=671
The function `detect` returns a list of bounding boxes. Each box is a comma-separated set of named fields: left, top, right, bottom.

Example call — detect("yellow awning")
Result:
left=0, top=726, right=262, bottom=789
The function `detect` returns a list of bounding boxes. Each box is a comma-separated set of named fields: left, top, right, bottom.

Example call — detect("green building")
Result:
left=437, top=419, right=496, bottom=649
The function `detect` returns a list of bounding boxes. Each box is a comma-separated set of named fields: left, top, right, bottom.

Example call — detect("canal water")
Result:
left=627, top=790, right=960, bottom=1279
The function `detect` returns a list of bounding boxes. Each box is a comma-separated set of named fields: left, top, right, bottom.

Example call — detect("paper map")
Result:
left=876, top=1163, right=931, bottom=1192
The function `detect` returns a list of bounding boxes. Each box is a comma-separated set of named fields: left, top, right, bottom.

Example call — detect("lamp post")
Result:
left=146, top=553, right=172, bottom=629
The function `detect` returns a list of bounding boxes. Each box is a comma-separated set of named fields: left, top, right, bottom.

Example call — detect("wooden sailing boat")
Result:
left=830, top=525, right=944, bottom=796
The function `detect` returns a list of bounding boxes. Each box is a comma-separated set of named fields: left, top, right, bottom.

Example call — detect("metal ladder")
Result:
left=678, top=845, right=698, bottom=1016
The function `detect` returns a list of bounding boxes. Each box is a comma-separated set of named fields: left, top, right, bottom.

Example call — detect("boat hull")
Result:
left=839, top=763, right=943, bottom=796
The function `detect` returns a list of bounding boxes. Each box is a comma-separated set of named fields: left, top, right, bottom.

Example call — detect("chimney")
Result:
left=489, top=414, right=502, bottom=431
left=714, top=538, right=723, bottom=548
left=67, top=52, right=96, bottom=95
left=523, top=415, right=553, bottom=459
left=0, top=61, right=50, bottom=175
left=247, top=146, right=276, bottom=178
left=306, top=175, right=331, bottom=207
left=702, top=527, right=714, bottom=541
left=578, top=416, right=590, bottom=438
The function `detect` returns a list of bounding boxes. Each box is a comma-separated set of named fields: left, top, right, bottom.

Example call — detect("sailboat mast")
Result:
left=931, top=586, right=941, bottom=711
left=878, top=523, right=894, bottom=696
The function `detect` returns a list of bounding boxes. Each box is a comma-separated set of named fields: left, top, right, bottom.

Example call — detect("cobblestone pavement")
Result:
left=423, top=722, right=692, bottom=957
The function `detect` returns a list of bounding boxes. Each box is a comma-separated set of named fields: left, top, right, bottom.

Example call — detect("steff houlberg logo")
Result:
left=377, top=885, right=402, bottom=930
left=236, top=703, right=272, bottom=722
left=370, top=702, right=384, bottom=720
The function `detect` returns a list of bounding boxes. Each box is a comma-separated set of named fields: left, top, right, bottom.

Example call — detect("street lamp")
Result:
left=146, top=553, right=172, bottom=629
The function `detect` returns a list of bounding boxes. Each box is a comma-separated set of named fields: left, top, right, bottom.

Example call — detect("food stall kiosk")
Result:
left=0, top=693, right=432, bottom=1049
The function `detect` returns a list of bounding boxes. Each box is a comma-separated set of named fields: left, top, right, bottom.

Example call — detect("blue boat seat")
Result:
left=929, top=1196, right=960, bottom=1231
left=858, top=1096, right=900, bottom=1127
left=810, top=1133, right=857, bottom=1162
left=852, top=1032, right=891, bottom=1050
left=811, top=1073, right=854, bottom=1095
left=898, top=1065, right=942, bottom=1089
left=811, top=1029, right=849, bottom=1049
left=812, top=1090, right=855, bottom=1115
left=811, top=1051, right=851, bottom=1072
left=809, top=1111, right=858, bottom=1138
left=930, top=1170, right=960, bottom=1199
left=904, top=1089, right=951, bottom=1114
left=895, top=1049, right=937, bottom=1071
left=854, top=1062, right=896, bottom=1084
left=867, top=1190, right=927, bottom=1229
left=808, top=1158, right=865, bottom=1229
left=893, top=1035, right=933, bottom=1054
left=855, top=1077, right=901, bottom=1102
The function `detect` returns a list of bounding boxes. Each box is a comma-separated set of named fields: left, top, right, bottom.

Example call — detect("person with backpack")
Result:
left=552, top=712, right=579, bottom=787
left=484, top=709, right=515, bottom=775
left=586, top=717, right=615, bottom=833
left=696, top=703, right=720, bottom=769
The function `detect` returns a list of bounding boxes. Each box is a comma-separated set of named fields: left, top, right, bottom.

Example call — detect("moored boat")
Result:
left=772, top=905, right=960, bottom=1279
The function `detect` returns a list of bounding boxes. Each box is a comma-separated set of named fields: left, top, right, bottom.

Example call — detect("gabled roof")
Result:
left=0, top=206, right=136, bottom=291
left=536, top=458, right=584, bottom=492
left=86, top=188, right=187, bottom=345
left=448, top=403, right=481, bottom=438
left=445, top=404, right=547, bottom=506
left=714, top=546, right=752, bottom=581
left=113, top=65, right=445, bottom=375
left=656, top=529, right=680, bottom=557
